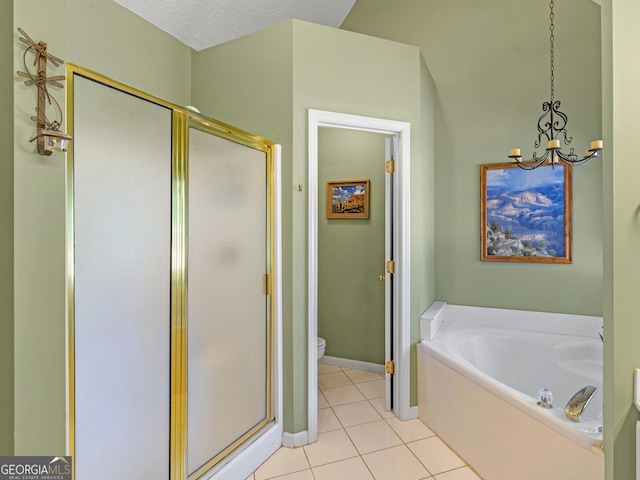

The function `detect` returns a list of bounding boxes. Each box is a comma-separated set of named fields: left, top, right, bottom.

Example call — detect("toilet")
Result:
left=317, top=337, right=326, bottom=360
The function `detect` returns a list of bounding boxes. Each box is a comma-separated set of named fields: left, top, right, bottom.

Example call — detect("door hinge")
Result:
left=385, top=159, right=395, bottom=173
left=386, top=260, right=395, bottom=274
left=263, top=273, right=271, bottom=296
left=386, top=360, right=395, bottom=375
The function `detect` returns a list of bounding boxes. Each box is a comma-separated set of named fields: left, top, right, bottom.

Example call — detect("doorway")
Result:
left=307, top=109, right=411, bottom=444
left=317, top=127, right=389, bottom=376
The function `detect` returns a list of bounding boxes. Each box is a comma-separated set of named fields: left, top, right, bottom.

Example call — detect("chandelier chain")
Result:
left=549, top=0, right=555, bottom=102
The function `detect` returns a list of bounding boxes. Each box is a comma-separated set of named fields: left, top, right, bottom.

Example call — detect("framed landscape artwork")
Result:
left=327, top=179, right=370, bottom=219
left=480, top=162, right=572, bottom=263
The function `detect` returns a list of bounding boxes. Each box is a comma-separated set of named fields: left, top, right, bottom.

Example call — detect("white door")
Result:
left=384, top=137, right=396, bottom=412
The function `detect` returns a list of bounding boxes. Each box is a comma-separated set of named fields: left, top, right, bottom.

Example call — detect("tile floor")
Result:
left=246, top=364, right=482, bottom=480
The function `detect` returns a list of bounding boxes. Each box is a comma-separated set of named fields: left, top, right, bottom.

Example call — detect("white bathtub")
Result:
left=417, top=303, right=604, bottom=480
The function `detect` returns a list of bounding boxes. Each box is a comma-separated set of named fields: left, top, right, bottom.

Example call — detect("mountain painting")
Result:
left=481, top=162, right=571, bottom=263
left=326, top=180, right=370, bottom=219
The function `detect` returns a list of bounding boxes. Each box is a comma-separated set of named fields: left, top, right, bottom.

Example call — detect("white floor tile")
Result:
left=343, top=368, right=385, bottom=384
left=322, top=384, right=366, bottom=406
left=318, top=390, right=329, bottom=409
left=385, top=417, right=435, bottom=443
left=346, top=419, right=403, bottom=454
left=362, top=445, right=431, bottom=480
left=312, top=456, right=375, bottom=480
left=333, top=400, right=382, bottom=427
left=434, top=467, right=482, bottom=480
left=355, top=379, right=386, bottom=399
left=407, top=437, right=466, bottom=475
left=318, top=363, right=341, bottom=375
left=319, top=371, right=353, bottom=389
left=303, top=429, right=359, bottom=467
left=318, top=407, right=343, bottom=433
left=368, top=396, right=395, bottom=419
left=254, top=447, right=310, bottom=480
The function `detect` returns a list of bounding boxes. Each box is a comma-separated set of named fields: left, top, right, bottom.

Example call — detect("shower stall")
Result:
left=67, top=65, right=281, bottom=480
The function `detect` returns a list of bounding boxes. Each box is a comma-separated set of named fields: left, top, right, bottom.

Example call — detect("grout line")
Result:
left=299, top=443, right=316, bottom=480
left=405, top=438, right=435, bottom=478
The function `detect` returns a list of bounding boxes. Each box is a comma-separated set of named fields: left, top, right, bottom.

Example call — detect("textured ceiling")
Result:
left=113, top=0, right=357, bottom=51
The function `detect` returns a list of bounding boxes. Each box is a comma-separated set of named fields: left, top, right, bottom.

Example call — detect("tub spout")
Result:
left=564, top=385, right=597, bottom=422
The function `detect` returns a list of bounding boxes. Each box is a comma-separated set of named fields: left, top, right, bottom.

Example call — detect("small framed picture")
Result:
left=326, top=180, right=370, bottom=219
left=480, top=162, right=572, bottom=263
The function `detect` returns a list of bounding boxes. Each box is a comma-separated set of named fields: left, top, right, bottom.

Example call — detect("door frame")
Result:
left=307, top=109, right=411, bottom=443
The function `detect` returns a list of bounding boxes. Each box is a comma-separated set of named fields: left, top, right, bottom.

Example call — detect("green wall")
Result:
left=342, top=0, right=603, bottom=316
left=600, top=2, right=614, bottom=475
left=192, top=20, right=436, bottom=431
left=1, top=0, right=14, bottom=456
left=12, top=0, right=191, bottom=454
left=318, top=128, right=387, bottom=364
left=604, top=1, right=640, bottom=478
left=413, top=55, right=437, bottom=376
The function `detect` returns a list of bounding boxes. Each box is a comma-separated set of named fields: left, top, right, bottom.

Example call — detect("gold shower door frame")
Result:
left=66, top=64, right=276, bottom=480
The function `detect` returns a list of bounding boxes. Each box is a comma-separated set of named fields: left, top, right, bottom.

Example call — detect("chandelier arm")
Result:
left=510, top=150, right=550, bottom=170
left=514, top=158, right=548, bottom=170
left=555, top=148, right=577, bottom=163
left=557, top=155, right=594, bottom=167
left=555, top=148, right=600, bottom=167
left=532, top=149, right=550, bottom=162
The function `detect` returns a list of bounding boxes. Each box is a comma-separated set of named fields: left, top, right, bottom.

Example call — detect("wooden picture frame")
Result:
left=480, top=162, right=572, bottom=263
left=326, top=179, right=370, bottom=219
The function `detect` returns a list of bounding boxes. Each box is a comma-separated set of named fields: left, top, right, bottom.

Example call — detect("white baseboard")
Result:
left=319, top=356, right=385, bottom=374
left=281, top=430, right=309, bottom=448
left=408, top=405, right=418, bottom=420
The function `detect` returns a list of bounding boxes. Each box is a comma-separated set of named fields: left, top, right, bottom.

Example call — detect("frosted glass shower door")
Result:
left=187, top=127, right=271, bottom=477
left=72, top=74, right=172, bottom=480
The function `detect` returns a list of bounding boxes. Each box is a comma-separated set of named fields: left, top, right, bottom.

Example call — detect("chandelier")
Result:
left=508, top=0, right=602, bottom=170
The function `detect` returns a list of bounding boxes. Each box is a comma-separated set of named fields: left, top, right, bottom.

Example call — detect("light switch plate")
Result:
left=634, top=368, right=640, bottom=411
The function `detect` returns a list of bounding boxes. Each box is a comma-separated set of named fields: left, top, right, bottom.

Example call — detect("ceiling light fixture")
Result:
left=508, top=1, right=602, bottom=170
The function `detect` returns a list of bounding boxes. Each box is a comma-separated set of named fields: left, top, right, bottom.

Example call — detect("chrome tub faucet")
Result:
left=564, top=385, right=598, bottom=422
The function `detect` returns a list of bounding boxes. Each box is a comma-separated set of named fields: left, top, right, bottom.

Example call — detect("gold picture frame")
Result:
left=480, top=162, right=572, bottom=263
left=327, top=179, right=370, bottom=219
